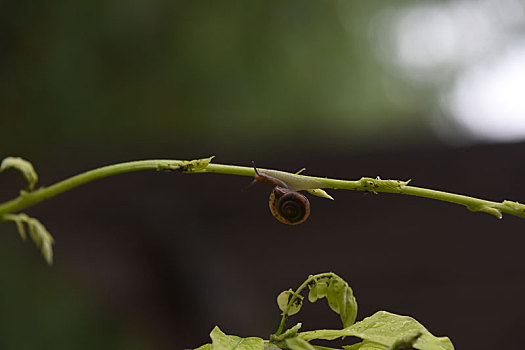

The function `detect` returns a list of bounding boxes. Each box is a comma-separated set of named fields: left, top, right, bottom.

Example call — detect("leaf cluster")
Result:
left=3, top=213, right=54, bottom=264
left=0, top=157, right=38, bottom=190
left=276, top=274, right=357, bottom=330
left=0, top=157, right=54, bottom=264
left=191, top=273, right=453, bottom=350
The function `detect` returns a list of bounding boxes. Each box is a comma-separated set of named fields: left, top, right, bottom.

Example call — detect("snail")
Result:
left=253, top=165, right=310, bottom=225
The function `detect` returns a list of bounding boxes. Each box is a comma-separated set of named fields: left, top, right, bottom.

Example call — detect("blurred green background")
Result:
left=2, top=1, right=438, bottom=159
left=2, top=1, right=525, bottom=349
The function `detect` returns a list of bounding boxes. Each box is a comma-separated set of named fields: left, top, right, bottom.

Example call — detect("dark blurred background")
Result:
left=1, top=1, right=525, bottom=349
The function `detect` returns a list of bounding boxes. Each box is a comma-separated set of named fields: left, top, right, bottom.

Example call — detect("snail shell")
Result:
left=252, top=164, right=311, bottom=225
left=269, top=188, right=310, bottom=225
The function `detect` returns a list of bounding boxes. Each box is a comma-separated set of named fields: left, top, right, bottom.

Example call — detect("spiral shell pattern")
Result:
left=269, top=190, right=310, bottom=225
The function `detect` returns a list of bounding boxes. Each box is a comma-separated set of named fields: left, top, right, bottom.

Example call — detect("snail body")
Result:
left=253, top=165, right=310, bottom=225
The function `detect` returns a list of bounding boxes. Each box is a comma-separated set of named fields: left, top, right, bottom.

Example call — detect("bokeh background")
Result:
left=1, top=1, right=525, bottom=349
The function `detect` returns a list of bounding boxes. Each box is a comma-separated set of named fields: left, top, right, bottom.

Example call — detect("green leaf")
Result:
left=340, top=288, right=358, bottom=328
left=0, top=156, right=39, bottom=190
left=328, top=277, right=358, bottom=328
left=299, top=311, right=454, bottom=350
left=308, top=275, right=357, bottom=328
left=264, top=342, right=282, bottom=350
left=13, top=216, right=27, bottom=240
left=343, top=342, right=365, bottom=350
left=300, top=329, right=348, bottom=341
left=311, top=277, right=330, bottom=301
left=347, top=311, right=452, bottom=350
left=26, top=216, right=55, bottom=264
left=210, top=326, right=264, bottom=350
left=286, top=337, right=316, bottom=350
left=343, top=341, right=389, bottom=350
left=308, top=284, right=318, bottom=303
left=385, top=332, right=422, bottom=350
left=3, top=213, right=55, bottom=265
left=277, top=290, right=302, bottom=316
left=277, top=290, right=291, bottom=312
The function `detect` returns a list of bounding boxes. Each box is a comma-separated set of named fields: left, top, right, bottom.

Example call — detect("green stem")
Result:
left=0, top=160, right=175, bottom=217
left=1, top=158, right=524, bottom=220
left=274, top=272, right=336, bottom=336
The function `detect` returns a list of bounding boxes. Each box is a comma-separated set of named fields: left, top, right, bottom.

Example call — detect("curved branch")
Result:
left=1, top=157, right=524, bottom=220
